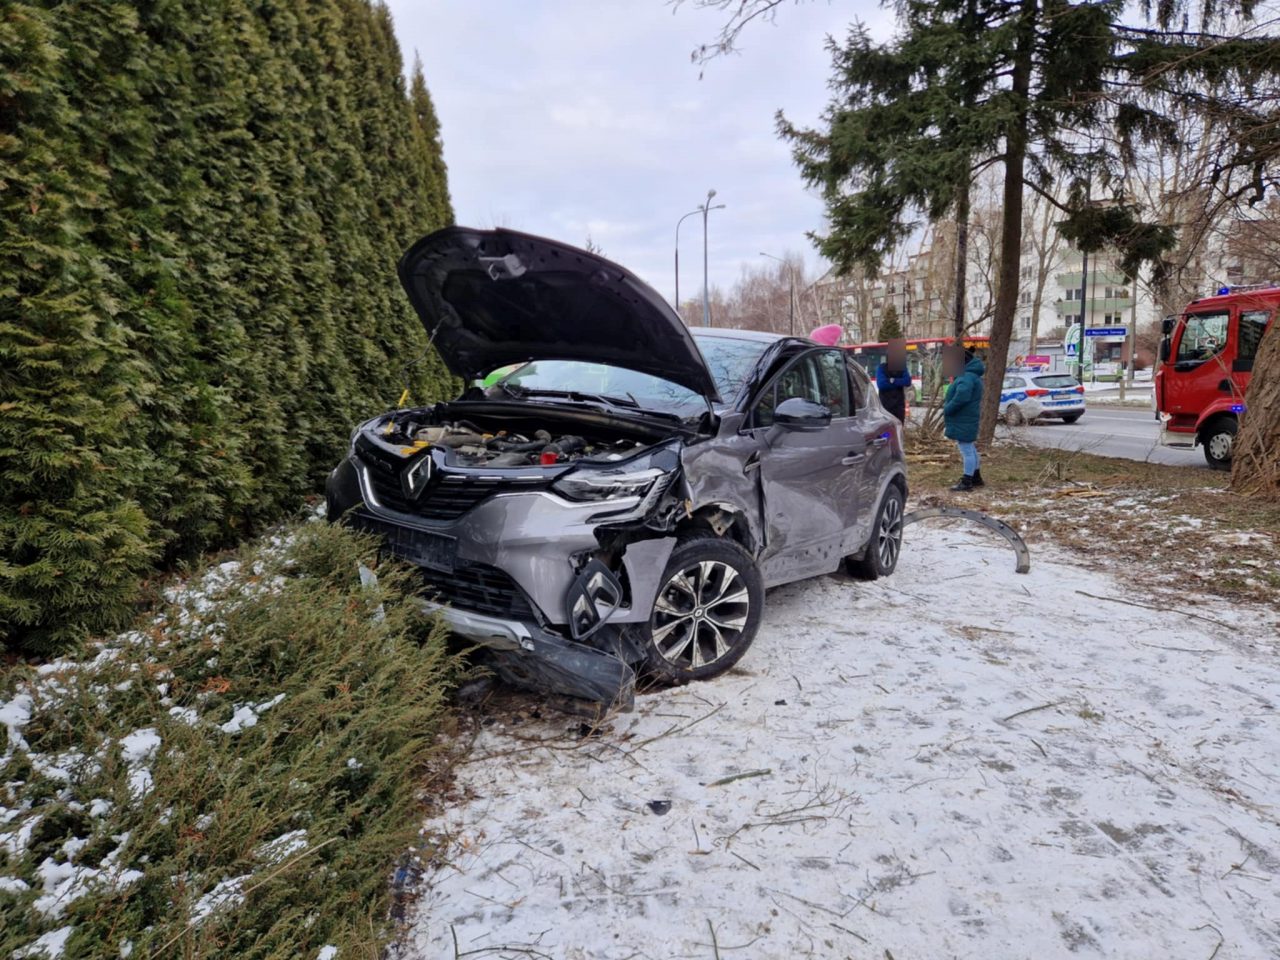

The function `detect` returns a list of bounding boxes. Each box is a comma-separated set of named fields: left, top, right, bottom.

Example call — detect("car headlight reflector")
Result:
left=552, top=466, right=665, bottom=503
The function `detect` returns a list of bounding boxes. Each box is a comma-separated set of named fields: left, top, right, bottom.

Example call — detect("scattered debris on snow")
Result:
left=408, top=525, right=1280, bottom=959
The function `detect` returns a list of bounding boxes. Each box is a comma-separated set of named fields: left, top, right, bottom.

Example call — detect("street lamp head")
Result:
left=707, top=188, right=717, bottom=200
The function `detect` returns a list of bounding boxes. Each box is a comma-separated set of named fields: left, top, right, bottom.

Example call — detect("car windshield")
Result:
left=495, top=335, right=770, bottom=417
left=1033, top=375, right=1080, bottom=389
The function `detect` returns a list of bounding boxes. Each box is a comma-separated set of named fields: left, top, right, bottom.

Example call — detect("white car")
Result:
left=1000, top=372, right=1086, bottom=425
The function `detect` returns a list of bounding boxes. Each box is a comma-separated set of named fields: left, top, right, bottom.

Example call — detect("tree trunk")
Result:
left=1231, top=320, right=1280, bottom=500
left=978, top=0, right=1036, bottom=447
left=953, top=174, right=970, bottom=340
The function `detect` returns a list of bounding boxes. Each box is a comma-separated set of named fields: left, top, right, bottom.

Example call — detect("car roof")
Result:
left=691, top=327, right=791, bottom=344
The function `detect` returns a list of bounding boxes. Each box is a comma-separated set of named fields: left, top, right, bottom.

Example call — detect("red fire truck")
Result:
left=1155, top=284, right=1278, bottom=469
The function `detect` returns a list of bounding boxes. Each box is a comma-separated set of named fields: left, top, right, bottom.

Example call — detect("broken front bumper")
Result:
left=424, top=600, right=636, bottom=708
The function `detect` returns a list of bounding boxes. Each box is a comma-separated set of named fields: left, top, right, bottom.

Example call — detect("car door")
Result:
left=752, top=349, right=865, bottom=585
left=1164, top=309, right=1231, bottom=415
left=1000, top=376, right=1027, bottom=412
left=846, top=358, right=895, bottom=554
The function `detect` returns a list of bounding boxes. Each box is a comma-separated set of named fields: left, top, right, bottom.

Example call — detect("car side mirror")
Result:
left=1158, top=339, right=1171, bottom=363
left=1161, top=315, right=1176, bottom=336
left=774, top=397, right=831, bottom=431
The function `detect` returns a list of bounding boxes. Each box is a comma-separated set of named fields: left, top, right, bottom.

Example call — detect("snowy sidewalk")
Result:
left=405, top=526, right=1280, bottom=960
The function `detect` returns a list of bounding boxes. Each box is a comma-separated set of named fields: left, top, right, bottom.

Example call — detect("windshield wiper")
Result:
left=523, top=388, right=639, bottom=408
left=496, top=380, right=528, bottom=399
left=518, top=388, right=690, bottom=421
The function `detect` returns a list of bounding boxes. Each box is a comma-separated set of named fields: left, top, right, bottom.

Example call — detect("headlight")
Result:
left=551, top=467, right=666, bottom=503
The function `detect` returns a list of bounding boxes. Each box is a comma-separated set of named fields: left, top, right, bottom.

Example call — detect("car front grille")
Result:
left=354, top=440, right=545, bottom=521
left=420, top=562, right=535, bottom=620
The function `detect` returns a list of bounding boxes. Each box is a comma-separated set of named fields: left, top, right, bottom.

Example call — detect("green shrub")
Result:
left=0, top=0, right=454, bottom=654
left=0, top=518, right=457, bottom=959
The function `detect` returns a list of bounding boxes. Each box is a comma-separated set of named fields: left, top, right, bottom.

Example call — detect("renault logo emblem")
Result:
left=401, top=454, right=434, bottom=499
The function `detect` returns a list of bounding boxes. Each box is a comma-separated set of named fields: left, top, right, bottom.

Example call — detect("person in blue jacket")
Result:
left=942, top=344, right=985, bottom=491
left=875, top=339, right=912, bottom=422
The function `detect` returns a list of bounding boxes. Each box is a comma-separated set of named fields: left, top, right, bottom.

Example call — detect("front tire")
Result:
left=848, top=485, right=905, bottom=581
left=640, top=535, right=764, bottom=684
left=1201, top=416, right=1237, bottom=470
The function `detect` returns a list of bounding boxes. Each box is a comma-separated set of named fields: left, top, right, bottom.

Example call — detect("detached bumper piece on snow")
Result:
left=347, top=510, right=636, bottom=709
left=434, top=607, right=636, bottom=710
left=902, top=507, right=1031, bottom=574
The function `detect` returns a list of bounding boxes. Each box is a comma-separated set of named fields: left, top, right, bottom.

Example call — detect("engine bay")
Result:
left=372, top=407, right=655, bottom=468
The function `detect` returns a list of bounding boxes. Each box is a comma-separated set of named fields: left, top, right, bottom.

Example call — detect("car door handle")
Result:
left=842, top=453, right=865, bottom=465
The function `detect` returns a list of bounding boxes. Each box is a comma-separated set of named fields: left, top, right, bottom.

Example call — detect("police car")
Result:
left=1000, top=371, right=1086, bottom=425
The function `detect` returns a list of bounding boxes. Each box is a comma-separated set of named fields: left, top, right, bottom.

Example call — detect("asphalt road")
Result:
left=1017, top=405, right=1207, bottom=468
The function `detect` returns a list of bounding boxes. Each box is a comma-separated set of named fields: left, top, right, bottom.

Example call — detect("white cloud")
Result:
left=384, top=0, right=890, bottom=303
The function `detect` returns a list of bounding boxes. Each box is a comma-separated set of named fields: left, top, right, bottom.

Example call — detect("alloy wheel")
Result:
left=651, top=560, right=751, bottom=670
left=877, top=494, right=904, bottom=571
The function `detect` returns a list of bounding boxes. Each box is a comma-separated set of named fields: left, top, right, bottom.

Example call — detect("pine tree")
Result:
left=777, top=0, right=1278, bottom=446
left=877, top=303, right=903, bottom=342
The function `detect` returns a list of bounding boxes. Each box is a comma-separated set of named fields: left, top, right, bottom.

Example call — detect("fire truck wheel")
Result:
left=1200, top=416, right=1237, bottom=471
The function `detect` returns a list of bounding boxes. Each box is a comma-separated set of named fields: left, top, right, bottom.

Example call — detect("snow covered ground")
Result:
left=404, top=524, right=1280, bottom=960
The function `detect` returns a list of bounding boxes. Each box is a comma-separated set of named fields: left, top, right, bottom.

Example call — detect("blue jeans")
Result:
left=957, top=440, right=980, bottom=476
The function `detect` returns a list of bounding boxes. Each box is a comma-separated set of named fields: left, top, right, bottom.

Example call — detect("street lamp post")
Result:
left=701, top=190, right=724, bottom=327
left=674, top=207, right=701, bottom=313
left=760, top=251, right=796, bottom=336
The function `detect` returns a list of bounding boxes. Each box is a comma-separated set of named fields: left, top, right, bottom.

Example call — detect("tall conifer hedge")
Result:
left=0, top=1, right=454, bottom=653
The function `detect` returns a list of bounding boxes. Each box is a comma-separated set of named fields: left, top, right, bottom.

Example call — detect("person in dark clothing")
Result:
left=942, top=344, right=985, bottom=491
left=875, top=339, right=912, bottom=423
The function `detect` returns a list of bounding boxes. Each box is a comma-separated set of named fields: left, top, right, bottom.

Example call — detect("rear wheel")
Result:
left=1200, top=416, right=1237, bottom=470
left=847, top=485, right=905, bottom=581
left=1061, top=413, right=1082, bottom=424
left=1005, top=404, right=1025, bottom=426
left=640, top=535, right=763, bottom=684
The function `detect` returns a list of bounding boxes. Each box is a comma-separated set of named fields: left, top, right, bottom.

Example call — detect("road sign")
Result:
left=1085, top=326, right=1127, bottom=338
left=1065, top=341, right=1077, bottom=356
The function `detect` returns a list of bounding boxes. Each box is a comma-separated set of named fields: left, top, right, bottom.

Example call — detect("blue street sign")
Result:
left=1085, top=327, right=1127, bottom=337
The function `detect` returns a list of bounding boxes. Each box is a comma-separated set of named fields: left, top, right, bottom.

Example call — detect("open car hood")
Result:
left=398, top=227, right=720, bottom=402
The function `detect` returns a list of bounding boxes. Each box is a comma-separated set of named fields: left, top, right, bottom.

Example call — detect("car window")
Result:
left=1003, top=377, right=1024, bottom=389
left=1033, top=375, right=1080, bottom=389
left=1238, top=310, right=1271, bottom=363
left=845, top=356, right=867, bottom=409
left=693, top=334, right=773, bottom=401
left=1176, top=311, right=1229, bottom=364
left=754, top=354, right=823, bottom=428
left=816, top=350, right=850, bottom=418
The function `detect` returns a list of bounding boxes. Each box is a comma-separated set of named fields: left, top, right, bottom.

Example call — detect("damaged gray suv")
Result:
left=326, top=227, right=907, bottom=706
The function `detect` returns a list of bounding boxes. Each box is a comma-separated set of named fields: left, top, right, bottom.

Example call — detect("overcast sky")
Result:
left=384, top=0, right=889, bottom=302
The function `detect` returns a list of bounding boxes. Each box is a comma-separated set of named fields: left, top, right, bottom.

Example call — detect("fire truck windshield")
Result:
left=1175, top=311, right=1228, bottom=365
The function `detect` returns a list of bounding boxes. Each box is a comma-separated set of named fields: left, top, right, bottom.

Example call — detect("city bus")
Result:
left=1155, top=283, right=1277, bottom=469
left=844, top=336, right=992, bottom=402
